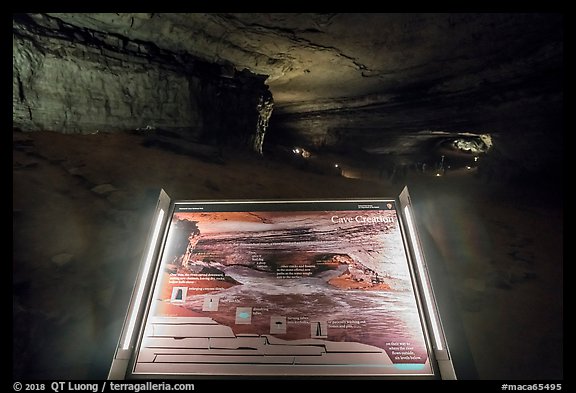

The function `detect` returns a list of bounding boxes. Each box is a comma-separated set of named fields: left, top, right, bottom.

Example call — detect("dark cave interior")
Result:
left=13, top=13, right=563, bottom=381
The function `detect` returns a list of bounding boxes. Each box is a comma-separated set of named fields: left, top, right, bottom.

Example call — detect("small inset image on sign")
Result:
left=202, top=295, right=219, bottom=311
left=310, top=320, right=328, bottom=338
left=270, top=316, right=287, bottom=334
left=235, top=307, right=252, bottom=324
left=170, top=287, right=188, bottom=303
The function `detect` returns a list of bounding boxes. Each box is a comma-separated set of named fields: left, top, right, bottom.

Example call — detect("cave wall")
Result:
left=196, top=71, right=273, bottom=154
left=12, top=14, right=272, bottom=153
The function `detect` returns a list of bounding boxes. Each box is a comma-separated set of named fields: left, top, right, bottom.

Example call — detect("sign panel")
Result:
left=128, top=199, right=437, bottom=377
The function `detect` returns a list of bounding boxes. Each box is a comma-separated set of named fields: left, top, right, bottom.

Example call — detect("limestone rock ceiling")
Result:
left=46, top=13, right=562, bottom=112
left=38, top=13, right=563, bottom=170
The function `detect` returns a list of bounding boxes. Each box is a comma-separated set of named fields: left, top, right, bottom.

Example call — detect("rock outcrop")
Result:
left=12, top=13, right=273, bottom=153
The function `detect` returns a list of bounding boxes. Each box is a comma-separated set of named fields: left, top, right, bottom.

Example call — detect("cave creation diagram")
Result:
left=134, top=201, right=433, bottom=376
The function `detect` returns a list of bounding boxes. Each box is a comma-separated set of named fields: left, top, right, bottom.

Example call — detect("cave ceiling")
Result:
left=43, top=13, right=563, bottom=157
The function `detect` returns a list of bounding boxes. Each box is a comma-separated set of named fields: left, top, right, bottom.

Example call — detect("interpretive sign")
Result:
left=109, top=188, right=455, bottom=379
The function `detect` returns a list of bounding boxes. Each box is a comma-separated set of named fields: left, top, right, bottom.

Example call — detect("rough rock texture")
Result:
left=29, top=13, right=563, bottom=177
left=12, top=13, right=273, bottom=153
left=196, top=71, right=273, bottom=154
left=43, top=13, right=560, bottom=108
